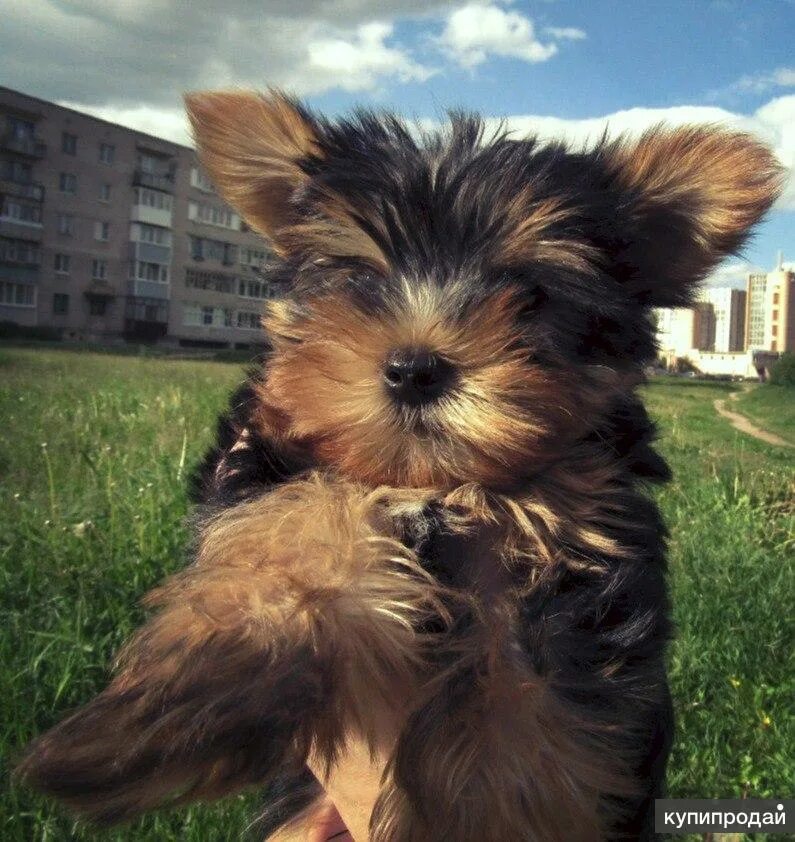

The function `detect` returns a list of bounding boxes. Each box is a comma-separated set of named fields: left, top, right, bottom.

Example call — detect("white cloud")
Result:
left=544, top=26, right=587, bottom=41
left=495, top=96, right=795, bottom=211
left=437, top=3, right=558, bottom=68
left=57, top=102, right=195, bottom=147
left=0, top=0, right=447, bottom=107
left=306, top=22, right=435, bottom=91
left=703, top=260, right=762, bottom=289
left=58, top=95, right=795, bottom=219
left=731, top=66, right=795, bottom=94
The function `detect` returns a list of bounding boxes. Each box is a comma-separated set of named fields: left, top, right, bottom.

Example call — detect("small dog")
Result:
left=19, top=91, right=781, bottom=841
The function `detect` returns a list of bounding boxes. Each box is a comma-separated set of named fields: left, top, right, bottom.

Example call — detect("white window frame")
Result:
left=54, top=253, right=70, bottom=274
left=0, top=281, right=36, bottom=308
left=57, top=213, right=74, bottom=235
left=99, top=143, right=115, bottom=164
left=92, top=258, right=107, bottom=280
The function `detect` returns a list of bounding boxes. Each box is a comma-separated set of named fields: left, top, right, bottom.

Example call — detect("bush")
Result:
left=769, top=351, right=795, bottom=386
left=0, top=321, right=62, bottom=341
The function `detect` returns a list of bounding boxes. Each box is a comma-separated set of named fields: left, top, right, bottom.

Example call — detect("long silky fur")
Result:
left=18, top=92, right=783, bottom=842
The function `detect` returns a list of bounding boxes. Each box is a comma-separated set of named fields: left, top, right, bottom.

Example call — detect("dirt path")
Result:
left=713, top=387, right=793, bottom=448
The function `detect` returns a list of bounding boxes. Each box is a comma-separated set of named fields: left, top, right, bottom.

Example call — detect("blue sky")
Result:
left=2, top=0, right=793, bottom=283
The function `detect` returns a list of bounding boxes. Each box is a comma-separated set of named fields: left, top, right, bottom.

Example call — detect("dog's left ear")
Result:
left=605, top=126, right=784, bottom=306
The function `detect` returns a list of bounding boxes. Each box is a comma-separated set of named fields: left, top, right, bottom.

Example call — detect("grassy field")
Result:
left=1, top=348, right=792, bottom=841
left=734, top=383, right=795, bottom=443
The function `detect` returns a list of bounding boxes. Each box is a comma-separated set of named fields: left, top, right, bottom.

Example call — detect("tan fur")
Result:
left=22, top=102, right=784, bottom=840
left=185, top=90, right=388, bottom=269
left=607, top=125, right=785, bottom=284
left=257, top=282, right=634, bottom=490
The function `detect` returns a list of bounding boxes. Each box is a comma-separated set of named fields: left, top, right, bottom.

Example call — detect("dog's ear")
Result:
left=605, top=126, right=784, bottom=306
left=185, top=90, right=388, bottom=270
left=185, top=90, right=317, bottom=249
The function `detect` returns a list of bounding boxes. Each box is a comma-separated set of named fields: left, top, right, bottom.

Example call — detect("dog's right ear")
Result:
left=185, top=90, right=388, bottom=270
left=185, top=90, right=318, bottom=252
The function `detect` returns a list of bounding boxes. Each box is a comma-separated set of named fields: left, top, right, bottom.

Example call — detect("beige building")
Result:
left=696, top=286, right=746, bottom=352
left=745, top=256, right=795, bottom=353
left=0, top=85, right=273, bottom=348
left=655, top=302, right=715, bottom=361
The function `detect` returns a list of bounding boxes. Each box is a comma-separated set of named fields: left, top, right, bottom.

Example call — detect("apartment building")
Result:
left=696, top=286, right=746, bottom=353
left=0, top=85, right=273, bottom=347
left=745, top=255, right=795, bottom=353
left=655, top=301, right=715, bottom=359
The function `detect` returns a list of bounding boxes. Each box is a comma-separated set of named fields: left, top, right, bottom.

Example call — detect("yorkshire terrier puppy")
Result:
left=19, top=91, right=781, bottom=841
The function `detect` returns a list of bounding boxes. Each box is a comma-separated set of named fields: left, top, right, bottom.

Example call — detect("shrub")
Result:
left=769, top=351, right=795, bottom=386
left=0, top=321, right=62, bottom=341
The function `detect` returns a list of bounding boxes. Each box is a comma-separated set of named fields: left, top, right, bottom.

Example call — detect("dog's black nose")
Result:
left=383, top=348, right=453, bottom=406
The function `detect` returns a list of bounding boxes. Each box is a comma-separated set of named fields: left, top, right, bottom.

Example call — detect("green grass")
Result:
left=1, top=348, right=793, bottom=841
left=734, top=383, right=795, bottom=443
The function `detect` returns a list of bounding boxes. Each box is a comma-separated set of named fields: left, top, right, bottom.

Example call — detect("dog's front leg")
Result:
left=18, top=474, right=444, bottom=826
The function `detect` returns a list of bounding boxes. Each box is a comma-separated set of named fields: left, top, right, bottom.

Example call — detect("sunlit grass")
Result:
left=1, top=349, right=792, bottom=841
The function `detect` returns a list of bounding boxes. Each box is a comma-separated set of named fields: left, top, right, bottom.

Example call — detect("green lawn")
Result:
left=734, top=383, right=795, bottom=443
left=1, top=348, right=793, bottom=841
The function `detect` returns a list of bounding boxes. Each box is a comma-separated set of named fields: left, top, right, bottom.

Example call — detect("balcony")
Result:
left=124, top=295, right=169, bottom=341
left=0, top=179, right=44, bottom=202
left=133, top=169, right=175, bottom=193
left=1, top=134, right=46, bottom=158
left=84, top=280, right=116, bottom=300
left=131, top=203, right=172, bottom=228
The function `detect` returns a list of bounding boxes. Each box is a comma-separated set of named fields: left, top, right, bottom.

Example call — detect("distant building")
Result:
left=697, top=286, right=746, bottom=352
left=655, top=302, right=715, bottom=361
left=0, top=85, right=273, bottom=348
left=745, top=254, right=795, bottom=353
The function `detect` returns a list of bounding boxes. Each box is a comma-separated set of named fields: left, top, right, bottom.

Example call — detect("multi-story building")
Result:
left=0, top=85, right=274, bottom=347
left=745, top=255, right=795, bottom=353
left=696, top=286, right=746, bottom=353
left=655, top=302, right=715, bottom=360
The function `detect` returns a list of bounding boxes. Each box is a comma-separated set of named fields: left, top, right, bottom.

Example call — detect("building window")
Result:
left=57, top=213, right=74, bottom=235
left=0, top=238, right=40, bottom=264
left=771, top=340, right=777, bottom=351
left=89, top=298, right=107, bottom=316
left=7, top=116, right=34, bottom=140
left=59, top=173, right=77, bottom=194
left=134, top=187, right=172, bottom=210
left=1, top=159, right=32, bottom=183
left=241, top=247, right=268, bottom=267
left=0, top=281, right=35, bottom=307
left=182, top=303, right=232, bottom=327
left=189, top=235, right=236, bottom=264
left=188, top=201, right=239, bottom=230
left=99, top=143, right=115, bottom=164
left=92, top=259, right=107, bottom=280
left=54, top=253, right=70, bottom=273
left=132, top=260, right=169, bottom=283
left=94, top=221, right=110, bottom=241
left=237, top=310, right=261, bottom=329
left=61, top=132, right=77, bottom=155
left=2, top=199, right=42, bottom=225
left=239, top=278, right=272, bottom=299
left=53, top=293, right=69, bottom=315
left=99, top=183, right=111, bottom=202
left=773, top=292, right=779, bottom=305
left=184, top=268, right=235, bottom=293
left=131, top=223, right=171, bottom=246
left=190, top=167, right=215, bottom=192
